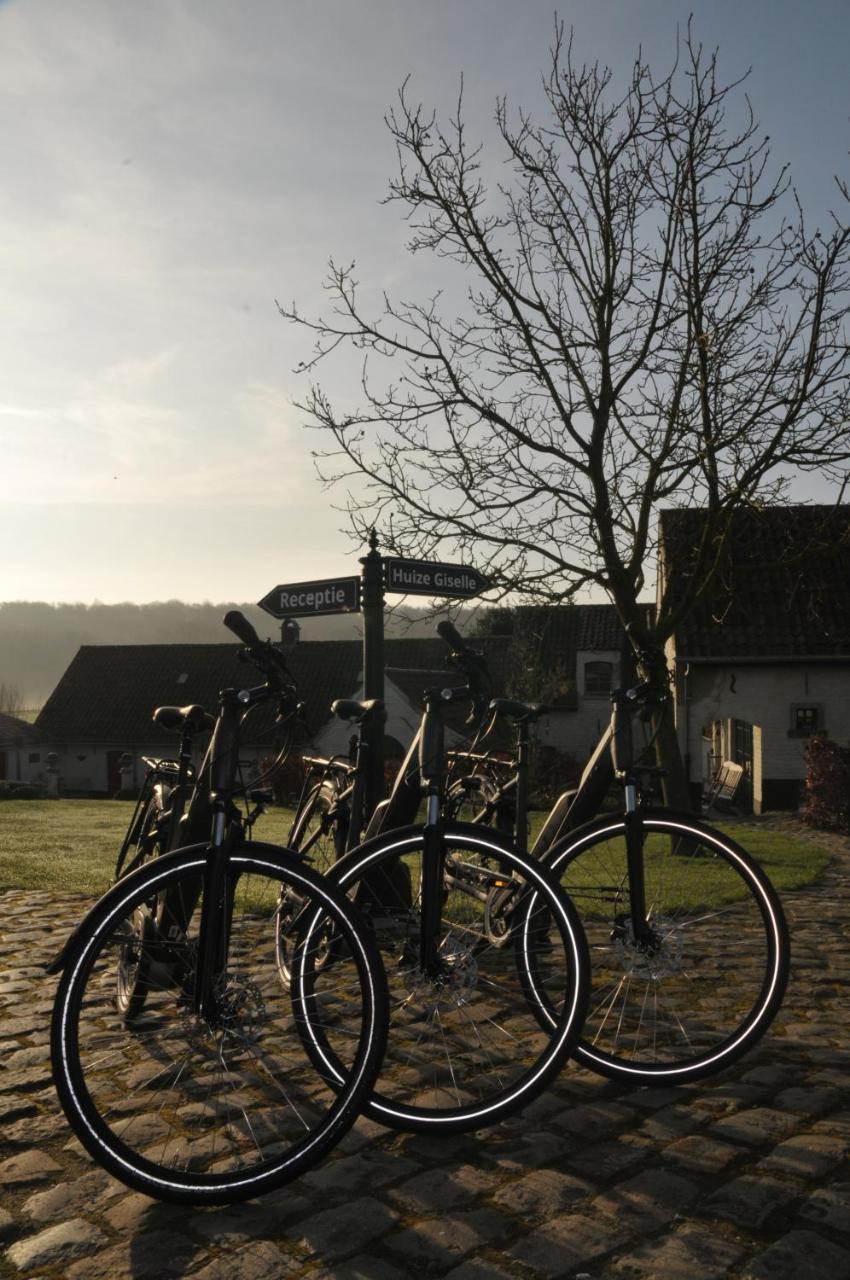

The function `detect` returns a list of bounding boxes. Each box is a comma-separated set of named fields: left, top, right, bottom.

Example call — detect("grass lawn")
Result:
left=0, top=799, right=298, bottom=896
left=0, top=798, right=832, bottom=898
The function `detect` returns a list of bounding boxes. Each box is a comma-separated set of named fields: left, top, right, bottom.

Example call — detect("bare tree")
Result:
left=280, top=23, right=850, bottom=803
left=0, top=682, right=22, bottom=717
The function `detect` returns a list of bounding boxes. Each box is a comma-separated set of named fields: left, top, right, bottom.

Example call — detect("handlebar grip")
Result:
left=223, top=610, right=261, bottom=647
left=437, top=619, right=469, bottom=651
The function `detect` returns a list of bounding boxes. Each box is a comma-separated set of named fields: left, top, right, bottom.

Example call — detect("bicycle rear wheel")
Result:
left=295, top=822, right=589, bottom=1133
left=52, top=841, right=388, bottom=1204
left=115, top=793, right=168, bottom=1022
left=290, top=781, right=347, bottom=874
left=535, top=809, right=790, bottom=1084
left=277, top=782, right=348, bottom=984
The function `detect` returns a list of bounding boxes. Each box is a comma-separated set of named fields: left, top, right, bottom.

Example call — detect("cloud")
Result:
left=3, top=354, right=316, bottom=508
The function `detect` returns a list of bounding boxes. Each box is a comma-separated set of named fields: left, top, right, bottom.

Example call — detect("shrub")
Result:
left=529, top=745, right=583, bottom=808
left=260, top=752, right=314, bottom=806
left=0, top=780, right=46, bottom=800
left=801, top=734, right=850, bottom=833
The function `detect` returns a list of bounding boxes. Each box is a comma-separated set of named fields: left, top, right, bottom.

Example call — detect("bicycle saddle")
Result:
left=331, top=698, right=386, bottom=723
left=152, top=704, right=215, bottom=733
left=489, top=698, right=549, bottom=722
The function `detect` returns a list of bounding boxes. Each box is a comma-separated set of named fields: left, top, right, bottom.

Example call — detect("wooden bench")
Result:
left=704, top=760, right=744, bottom=810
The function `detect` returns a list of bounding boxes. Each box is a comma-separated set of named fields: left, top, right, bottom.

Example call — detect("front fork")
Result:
left=419, top=793, right=446, bottom=978
left=194, top=806, right=237, bottom=1021
left=623, top=783, right=653, bottom=948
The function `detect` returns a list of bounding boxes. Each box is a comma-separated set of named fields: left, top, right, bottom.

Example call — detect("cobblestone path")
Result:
left=2, top=819, right=849, bottom=1279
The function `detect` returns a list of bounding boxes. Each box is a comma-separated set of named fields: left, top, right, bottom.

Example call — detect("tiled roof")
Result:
left=33, top=643, right=359, bottom=747
left=0, top=713, right=34, bottom=747
left=660, top=505, right=850, bottom=659
left=31, top=635, right=513, bottom=748
left=493, top=603, right=650, bottom=705
left=31, top=606, right=645, bottom=750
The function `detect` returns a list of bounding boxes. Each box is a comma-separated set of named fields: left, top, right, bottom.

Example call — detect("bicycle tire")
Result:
left=276, top=782, right=348, bottom=984
left=533, top=808, right=790, bottom=1084
left=290, top=781, right=347, bottom=873
left=294, top=822, right=589, bottom=1133
left=52, top=841, right=388, bottom=1204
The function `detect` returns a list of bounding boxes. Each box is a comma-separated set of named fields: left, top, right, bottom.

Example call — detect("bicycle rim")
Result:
left=297, top=824, right=588, bottom=1132
left=115, top=797, right=165, bottom=1021
left=51, top=844, right=386, bottom=1203
left=536, top=810, right=789, bottom=1083
left=290, top=783, right=343, bottom=875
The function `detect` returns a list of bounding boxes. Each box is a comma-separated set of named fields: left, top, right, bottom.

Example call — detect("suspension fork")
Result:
left=194, top=810, right=239, bottom=1020
left=194, top=689, right=241, bottom=1020
left=419, top=792, right=446, bottom=978
left=624, top=781, right=652, bottom=946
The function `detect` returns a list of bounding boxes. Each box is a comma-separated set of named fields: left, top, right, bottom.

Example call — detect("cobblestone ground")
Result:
left=2, top=818, right=849, bottom=1280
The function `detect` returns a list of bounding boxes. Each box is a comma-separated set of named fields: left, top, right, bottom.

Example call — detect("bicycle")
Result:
left=438, top=632, right=791, bottom=1086
left=111, top=705, right=213, bottom=1020
left=287, top=675, right=591, bottom=1135
left=287, top=620, right=494, bottom=862
left=48, top=611, right=389, bottom=1205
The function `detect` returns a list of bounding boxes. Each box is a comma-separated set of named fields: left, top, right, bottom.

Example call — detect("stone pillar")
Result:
left=119, top=752, right=135, bottom=795
left=46, top=752, right=60, bottom=799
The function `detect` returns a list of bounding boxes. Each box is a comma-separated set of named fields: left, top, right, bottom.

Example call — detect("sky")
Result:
left=2, top=0, right=849, bottom=606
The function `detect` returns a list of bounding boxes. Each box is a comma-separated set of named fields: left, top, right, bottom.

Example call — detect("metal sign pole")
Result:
left=359, top=529, right=385, bottom=821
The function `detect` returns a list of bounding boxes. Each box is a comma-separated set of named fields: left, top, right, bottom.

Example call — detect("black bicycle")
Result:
left=48, top=612, right=389, bottom=1205
left=111, top=706, right=213, bottom=1020
left=439, top=632, right=791, bottom=1086
left=286, top=620, right=494, bottom=861
left=283, top=668, right=590, bottom=1135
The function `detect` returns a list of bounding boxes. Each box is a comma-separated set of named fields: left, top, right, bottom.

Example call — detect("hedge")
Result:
left=801, top=734, right=850, bottom=834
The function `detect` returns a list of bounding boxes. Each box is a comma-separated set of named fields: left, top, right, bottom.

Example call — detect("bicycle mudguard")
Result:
left=45, top=925, right=84, bottom=975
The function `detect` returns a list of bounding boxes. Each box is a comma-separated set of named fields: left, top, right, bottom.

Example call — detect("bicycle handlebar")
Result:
left=436, top=620, right=467, bottom=650
left=224, top=609, right=261, bottom=647
left=222, top=611, right=296, bottom=699
left=436, top=621, right=492, bottom=706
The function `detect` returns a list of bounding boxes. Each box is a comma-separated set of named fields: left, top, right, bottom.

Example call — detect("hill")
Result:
left=0, top=599, right=476, bottom=706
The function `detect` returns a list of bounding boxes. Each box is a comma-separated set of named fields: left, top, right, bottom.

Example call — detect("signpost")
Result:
left=258, top=538, right=489, bottom=822
left=384, top=558, right=489, bottom=599
left=257, top=577, right=360, bottom=619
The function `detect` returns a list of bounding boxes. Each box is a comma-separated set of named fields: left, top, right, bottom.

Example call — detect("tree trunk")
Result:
left=652, top=700, right=694, bottom=812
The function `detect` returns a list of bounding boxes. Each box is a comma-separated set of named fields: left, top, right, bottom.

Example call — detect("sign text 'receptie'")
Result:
left=280, top=586, right=348, bottom=611
left=257, top=577, right=361, bottom=618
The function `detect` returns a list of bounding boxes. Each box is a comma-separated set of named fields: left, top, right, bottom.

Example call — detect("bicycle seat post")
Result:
left=610, top=689, right=655, bottom=947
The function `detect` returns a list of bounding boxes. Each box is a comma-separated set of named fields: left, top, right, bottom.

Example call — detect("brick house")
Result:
left=24, top=607, right=643, bottom=797
left=0, top=713, right=36, bottom=783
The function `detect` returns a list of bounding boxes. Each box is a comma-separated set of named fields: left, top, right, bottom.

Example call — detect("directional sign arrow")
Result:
left=384, top=558, right=490, bottom=599
left=258, top=577, right=361, bottom=619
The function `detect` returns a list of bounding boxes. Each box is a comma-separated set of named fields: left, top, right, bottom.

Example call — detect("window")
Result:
left=28, top=752, right=40, bottom=764
left=584, top=660, right=613, bottom=695
left=789, top=705, right=822, bottom=737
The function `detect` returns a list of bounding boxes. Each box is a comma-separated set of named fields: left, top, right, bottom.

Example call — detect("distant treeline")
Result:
left=0, top=600, right=474, bottom=706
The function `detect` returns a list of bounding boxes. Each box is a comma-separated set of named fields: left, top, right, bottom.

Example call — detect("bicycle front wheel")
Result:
left=52, top=841, right=388, bottom=1204
left=297, top=823, right=589, bottom=1133
left=536, top=809, right=790, bottom=1084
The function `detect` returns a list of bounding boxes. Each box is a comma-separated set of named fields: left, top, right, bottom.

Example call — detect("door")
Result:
left=731, top=718, right=754, bottom=811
